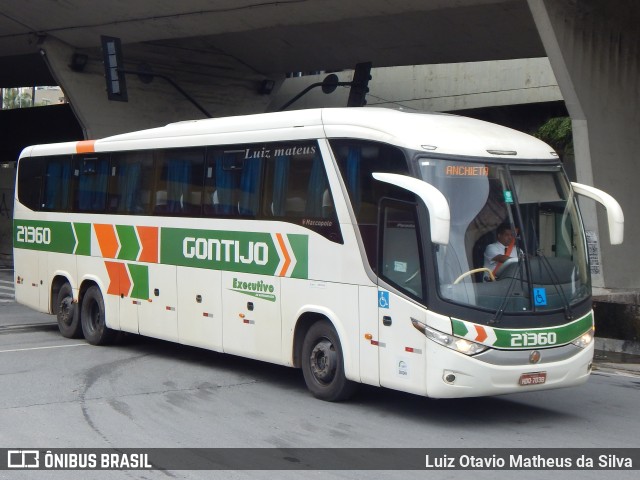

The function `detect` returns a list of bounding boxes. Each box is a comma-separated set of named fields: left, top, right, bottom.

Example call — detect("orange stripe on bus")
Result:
left=104, top=261, right=131, bottom=297
left=94, top=224, right=119, bottom=258
left=137, top=226, right=159, bottom=263
left=76, top=140, right=96, bottom=154
left=474, top=325, right=488, bottom=343
left=275, top=233, right=291, bottom=277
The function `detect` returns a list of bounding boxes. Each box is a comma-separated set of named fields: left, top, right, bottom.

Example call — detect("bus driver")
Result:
left=483, top=223, right=519, bottom=280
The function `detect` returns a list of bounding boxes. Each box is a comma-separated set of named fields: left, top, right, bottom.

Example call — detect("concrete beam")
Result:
left=40, top=37, right=281, bottom=138
left=269, top=58, right=562, bottom=112
left=1, top=1, right=543, bottom=71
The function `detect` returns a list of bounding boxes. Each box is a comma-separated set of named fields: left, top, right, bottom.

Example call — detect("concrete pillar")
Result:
left=528, top=0, right=640, bottom=290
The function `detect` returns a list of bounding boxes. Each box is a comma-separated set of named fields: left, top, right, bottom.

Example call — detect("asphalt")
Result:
left=1, top=268, right=639, bottom=377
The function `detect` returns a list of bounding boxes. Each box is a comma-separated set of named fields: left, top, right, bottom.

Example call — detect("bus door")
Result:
left=222, top=271, right=281, bottom=363
left=377, top=199, right=428, bottom=395
left=138, top=264, right=178, bottom=342
left=13, top=248, right=45, bottom=312
left=103, top=262, right=177, bottom=339
left=177, top=266, right=223, bottom=351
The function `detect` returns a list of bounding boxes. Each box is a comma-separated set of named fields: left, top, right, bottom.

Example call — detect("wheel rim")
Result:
left=309, top=338, right=337, bottom=385
left=87, top=300, right=101, bottom=334
left=58, top=297, right=73, bottom=327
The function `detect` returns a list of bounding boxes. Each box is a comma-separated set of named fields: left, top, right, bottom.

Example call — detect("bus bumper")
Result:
left=425, top=341, right=594, bottom=398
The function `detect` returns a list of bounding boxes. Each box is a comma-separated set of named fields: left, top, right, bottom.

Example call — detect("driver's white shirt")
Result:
left=483, top=241, right=520, bottom=273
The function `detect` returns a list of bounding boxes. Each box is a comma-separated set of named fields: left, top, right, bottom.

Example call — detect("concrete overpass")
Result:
left=0, top=0, right=639, bottom=303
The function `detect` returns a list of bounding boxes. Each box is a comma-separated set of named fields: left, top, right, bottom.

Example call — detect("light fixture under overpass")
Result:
left=99, top=35, right=211, bottom=118
left=100, top=36, right=128, bottom=102
left=69, top=53, right=88, bottom=72
left=258, top=79, right=275, bottom=95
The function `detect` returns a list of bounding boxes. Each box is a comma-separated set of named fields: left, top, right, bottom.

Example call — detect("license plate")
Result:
left=519, top=372, right=547, bottom=386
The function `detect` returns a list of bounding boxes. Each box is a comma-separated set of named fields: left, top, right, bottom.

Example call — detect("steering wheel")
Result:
left=493, top=257, right=518, bottom=277
left=453, top=268, right=495, bottom=284
left=405, top=269, right=419, bottom=283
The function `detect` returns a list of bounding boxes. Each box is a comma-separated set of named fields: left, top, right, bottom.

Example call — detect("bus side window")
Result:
left=266, top=144, right=334, bottom=219
left=269, top=154, right=291, bottom=216
left=330, top=139, right=410, bottom=270
left=154, top=148, right=205, bottom=216
left=75, top=155, right=109, bottom=212
left=42, top=156, right=73, bottom=211
left=238, top=157, right=262, bottom=216
left=17, top=157, right=45, bottom=211
left=304, top=155, right=330, bottom=218
left=379, top=200, right=425, bottom=300
left=108, top=151, right=154, bottom=214
left=204, top=148, right=262, bottom=218
left=261, top=141, right=341, bottom=242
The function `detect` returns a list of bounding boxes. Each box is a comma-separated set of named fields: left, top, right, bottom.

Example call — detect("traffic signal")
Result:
left=347, top=62, right=372, bottom=107
left=101, top=36, right=128, bottom=102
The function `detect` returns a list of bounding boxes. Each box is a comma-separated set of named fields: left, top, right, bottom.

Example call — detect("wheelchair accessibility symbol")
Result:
left=378, top=291, right=390, bottom=309
left=533, top=288, right=547, bottom=306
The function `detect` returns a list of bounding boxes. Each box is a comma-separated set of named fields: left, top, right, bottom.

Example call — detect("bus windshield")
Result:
left=418, top=158, right=590, bottom=316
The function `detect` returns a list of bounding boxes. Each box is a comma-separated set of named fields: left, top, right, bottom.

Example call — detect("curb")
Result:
left=592, top=362, right=640, bottom=376
left=594, top=337, right=640, bottom=356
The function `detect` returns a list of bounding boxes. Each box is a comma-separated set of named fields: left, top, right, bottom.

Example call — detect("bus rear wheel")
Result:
left=56, top=283, right=82, bottom=339
left=301, top=320, right=357, bottom=402
left=81, top=286, right=116, bottom=345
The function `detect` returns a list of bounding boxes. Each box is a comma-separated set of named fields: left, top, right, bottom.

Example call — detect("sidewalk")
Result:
left=593, top=349, right=640, bottom=376
left=0, top=267, right=15, bottom=304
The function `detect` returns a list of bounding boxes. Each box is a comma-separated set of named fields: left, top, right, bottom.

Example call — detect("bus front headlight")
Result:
left=571, top=327, right=595, bottom=349
left=411, top=318, right=488, bottom=356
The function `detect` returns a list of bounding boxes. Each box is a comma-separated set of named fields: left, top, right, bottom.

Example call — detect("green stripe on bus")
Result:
left=73, top=223, right=91, bottom=256
left=14, top=220, right=310, bottom=280
left=14, top=220, right=92, bottom=256
left=159, top=227, right=309, bottom=279
left=116, top=224, right=140, bottom=261
left=451, top=319, right=469, bottom=337
left=14, top=220, right=76, bottom=254
left=128, top=264, right=149, bottom=300
left=288, top=234, right=309, bottom=279
left=451, top=312, right=593, bottom=349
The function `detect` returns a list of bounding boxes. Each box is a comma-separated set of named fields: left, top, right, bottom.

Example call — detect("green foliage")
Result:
left=2, top=88, right=32, bottom=109
left=535, top=117, right=573, bottom=156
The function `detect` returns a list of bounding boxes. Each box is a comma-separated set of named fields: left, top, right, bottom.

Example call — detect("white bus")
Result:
left=13, top=108, right=623, bottom=401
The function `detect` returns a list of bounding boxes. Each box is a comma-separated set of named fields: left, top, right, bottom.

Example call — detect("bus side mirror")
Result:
left=372, top=172, right=450, bottom=245
left=571, top=182, right=624, bottom=245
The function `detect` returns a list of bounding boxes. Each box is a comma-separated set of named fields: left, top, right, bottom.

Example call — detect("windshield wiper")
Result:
left=535, top=251, right=574, bottom=321
left=488, top=255, right=526, bottom=326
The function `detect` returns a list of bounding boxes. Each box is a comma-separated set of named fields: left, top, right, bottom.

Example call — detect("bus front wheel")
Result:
left=301, top=320, right=356, bottom=402
left=81, top=286, right=116, bottom=345
left=56, top=283, right=82, bottom=339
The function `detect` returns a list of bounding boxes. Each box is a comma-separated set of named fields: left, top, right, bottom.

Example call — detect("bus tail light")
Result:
left=411, top=318, right=488, bottom=356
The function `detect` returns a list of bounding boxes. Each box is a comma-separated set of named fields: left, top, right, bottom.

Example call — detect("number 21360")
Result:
left=511, top=332, right=557, bottom=347
left=16, top=225, right=51, bottom=245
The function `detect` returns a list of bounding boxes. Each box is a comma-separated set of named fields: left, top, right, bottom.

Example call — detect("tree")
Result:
left=535, top=116, right=573, bottom=158
left=2, top=88, right=32, bottom=109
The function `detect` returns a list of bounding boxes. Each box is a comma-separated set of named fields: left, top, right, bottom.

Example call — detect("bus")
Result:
left=13, top=107, right=623, bottom=401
